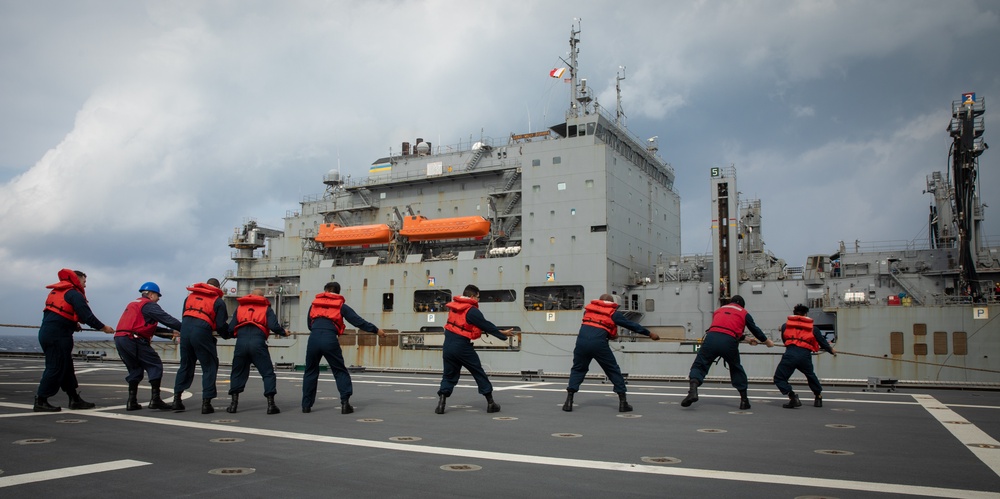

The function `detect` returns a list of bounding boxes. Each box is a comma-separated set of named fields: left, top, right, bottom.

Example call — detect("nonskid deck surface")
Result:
left=0, top=357, right=998, bottom=498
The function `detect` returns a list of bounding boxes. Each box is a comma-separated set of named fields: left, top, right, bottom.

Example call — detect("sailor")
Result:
left=680, top=295, right=773, bottom=410
left=302, top=281, right=385, bottom=414
left=226, top=288, right=287, bottom=414
left=171, top=278, right=230, bottom=414
left=435, top=284, right=513, bottom=414
left=34, top=269, right=116, bottom=412
left=114, top=282, right=183, bottom=411
left=773, top=304, right=836, bottom=408
left=562, top=294, right=660, bottom=412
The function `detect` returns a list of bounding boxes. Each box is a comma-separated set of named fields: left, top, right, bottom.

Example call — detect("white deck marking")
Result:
left=0, top=460, right=151, bottom=488
left=73, top=410, right=998, bottom=499
left=73, top=368, right=124, bottom=375
left=914, top=394, right=1000, bottom=478
left=493, top=382, right=553, bottom=391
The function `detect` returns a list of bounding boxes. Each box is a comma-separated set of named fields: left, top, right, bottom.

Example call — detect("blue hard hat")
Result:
left=139, top=281, right=161, bottom=294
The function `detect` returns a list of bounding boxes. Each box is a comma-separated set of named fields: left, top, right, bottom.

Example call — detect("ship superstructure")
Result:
left=216, top=28, right=997, bottom=383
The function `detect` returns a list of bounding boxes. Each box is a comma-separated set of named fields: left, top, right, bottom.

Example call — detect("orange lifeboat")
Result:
left=399, top=215, right=491, bottom=241
left=316, top=223, right=393, bottom=247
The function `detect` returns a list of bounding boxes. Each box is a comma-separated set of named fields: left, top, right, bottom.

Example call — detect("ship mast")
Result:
left=567, top=20, right=581, bottom=119
left=616, top=66, right=626, bottom=126
left=947, top=93, right=988, bottom=300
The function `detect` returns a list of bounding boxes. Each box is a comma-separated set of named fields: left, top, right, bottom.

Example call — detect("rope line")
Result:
left=5, top=323, right=997, bottom=374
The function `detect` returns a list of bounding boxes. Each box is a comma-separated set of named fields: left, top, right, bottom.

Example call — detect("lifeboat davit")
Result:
left=316, top=223, right=393, bottom=247
left=399, top=215, right=491, bottom=241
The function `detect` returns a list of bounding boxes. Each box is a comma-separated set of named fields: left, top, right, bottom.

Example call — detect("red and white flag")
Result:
left=549, top=67, right=566, bottom=78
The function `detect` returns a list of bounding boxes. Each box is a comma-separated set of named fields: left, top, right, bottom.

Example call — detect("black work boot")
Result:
left=680, top=379, right=700, bottom=407
left=562, top=390, right=575, bottom=412
left=147, top=379, right=171, bottom=410
left=201, top=398, right=214, bottom=414
left=814, top=393, right=823, bottom=407
left=266, top=394, right=280, bottom=415
left=68, top=389, right=96, bottom=410
left=739, top=390, right=751, bottom=410
left=171, top=392, right=185, bottom=411
left=226, top=393, right=239, bottom=413
left=485, top=392, right=500, bottom=413
left=33, top=395, right=61, bottom=412
left=341, top=397, right=354, bottom=414
left=434, top=394, right=447, bottom=414
left=783, top=391, right=802, bottom=409
left=618, top=392, right=633, bottom=412
left=125, top=383, right=142, bottom=411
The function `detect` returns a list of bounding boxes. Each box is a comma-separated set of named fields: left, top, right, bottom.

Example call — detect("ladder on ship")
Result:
left=465, top=144, right=492, bottom=171
left=884, top=268, right=924, bottom=305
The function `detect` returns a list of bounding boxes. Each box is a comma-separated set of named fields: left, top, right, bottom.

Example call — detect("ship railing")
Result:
left=337, top=160, right=519, bottom=188
left=591, top=104, right=675, bottom=174
left=230, top=250, right=259, bottom=260
left=227, top=260, right=307, bottom=279
left=229, top=267, right=305, bottom=279
left=982, top=235, right=1000, bottom=247
left=847, top=239, right=933, bottom=254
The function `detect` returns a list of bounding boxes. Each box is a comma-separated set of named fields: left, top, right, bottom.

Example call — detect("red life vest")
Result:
left=582, top=300, right=619, bottom=339
left=309, top=293, right=346, bottom=335
left=115, top=297, right=157, bottom=340
left=234, top=294, right=271, bottom=336
left=183, top=283, right=224, bottom=328
left=44, top=282, right=79, bottom=322
left=445, top=296, right=483, bottom=340
left=709, top=304, right=748, bottom=339
left=782, top=315, right=819, bottom=352
left=43, top=269, right=86, bottom=322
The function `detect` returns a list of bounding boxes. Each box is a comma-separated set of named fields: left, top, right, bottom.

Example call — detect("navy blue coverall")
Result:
left=114, top=302, right=182, bottom=384
left=173, top=298, right=229, bottom=399
left=36, top=289, right=108, bottom=398
left=227, top=306, right=286, bottom=397
left=437, top=308, right=507, bottom=397
left=688, top=313, right=768, bottom=391
left=773, top=323, right=834, bottom=396
left=567, top=312, right=652, bottom=394
left=301, top=303, right=379, bottom=410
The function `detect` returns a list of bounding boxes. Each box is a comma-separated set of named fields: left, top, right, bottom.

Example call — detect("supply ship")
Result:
left=159, top=26, right=1000, bottom=384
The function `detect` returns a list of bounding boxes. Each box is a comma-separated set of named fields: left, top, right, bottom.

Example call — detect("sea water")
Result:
left=0, top=329, right=118, bottom=353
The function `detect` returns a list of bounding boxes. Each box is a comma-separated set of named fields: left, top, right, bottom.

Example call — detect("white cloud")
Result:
left=792, top=105, right=815, bottom=118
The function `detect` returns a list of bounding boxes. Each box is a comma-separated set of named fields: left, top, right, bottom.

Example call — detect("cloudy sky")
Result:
left=1, top=0, right=998, bottom=334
